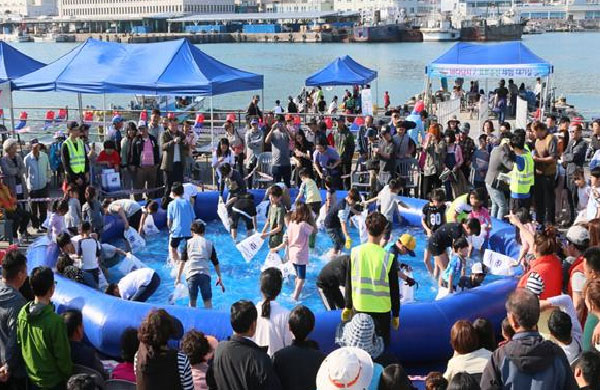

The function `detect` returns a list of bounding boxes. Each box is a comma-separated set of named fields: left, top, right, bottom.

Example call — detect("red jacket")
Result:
left=567, top=256, right=585, bottom=297
left=518, top=254, right=562, bottom=300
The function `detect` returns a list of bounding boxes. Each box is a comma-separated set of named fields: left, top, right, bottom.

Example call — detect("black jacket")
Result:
left=208, top=335, right=281, bottom=390
left=272, top=340, right=325, bottom=390
left=480, top=331, right=578, bottom=390
left=563, top=138, right=587, bottom=178
left=132, top=134, right=160, bottom=168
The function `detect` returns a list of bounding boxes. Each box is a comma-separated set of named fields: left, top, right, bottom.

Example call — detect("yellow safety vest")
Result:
left=350, top=243, right=392, bottom=313
left=64, top=138, right=85, bottom=174
left=510, top=151, right=534, bottom=194
left=446, top=193, right=469, bottom=223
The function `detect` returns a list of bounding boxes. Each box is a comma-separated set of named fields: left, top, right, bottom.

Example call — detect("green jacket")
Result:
left=17, top=302, right=72, bottom=388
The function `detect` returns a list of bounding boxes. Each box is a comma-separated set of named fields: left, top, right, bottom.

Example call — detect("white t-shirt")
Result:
left=378, top=185, right=401, bottom=222
left=571, top=272, right=586, bottom=294
left=586, top=188, right=600, bottom=220
left=183, top=183, right=199, bottom=202
left=252, top=300, right=293, bottom=357
left=110, top=199, right=142, bottom=218
left=79, top=236, right=100, bottom=270
left=101, top=243, right=118, bottom=258
left=118, top=268, right=155, bottom=300
left=578, top=186, right=591, bottom=211
left=548, top=294, right=583, bottom=344
left=561, top=339, right=582, bottom=365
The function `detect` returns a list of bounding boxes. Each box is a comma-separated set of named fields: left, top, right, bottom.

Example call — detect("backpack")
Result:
left=49, top=141, right=63, bottom=171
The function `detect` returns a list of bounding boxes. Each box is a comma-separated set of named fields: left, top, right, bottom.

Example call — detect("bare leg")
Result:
left=423, top=248, right=433, bottom=275
left=169, top=246, right=180, bottom=265
left=203, top=299, right=213, bottom=309
left=433, top=252, right=449, bottom=280
left=189, top=298, right=197, bottom=308
left=293, top=278, right=305, bottom=301
left=231, top=228, right=237, bottom=241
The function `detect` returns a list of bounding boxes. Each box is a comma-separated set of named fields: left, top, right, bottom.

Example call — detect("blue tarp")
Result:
left=0, top=41, right=45, bottom=82
left=12, top=38, right=263, bottom=95
left=426, top=42, right=553, bottom=78
left=305, top=55, right=377, bottom=86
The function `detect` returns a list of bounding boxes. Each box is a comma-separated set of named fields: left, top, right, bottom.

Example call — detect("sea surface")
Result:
left=10, top=32, right=600, bottom=118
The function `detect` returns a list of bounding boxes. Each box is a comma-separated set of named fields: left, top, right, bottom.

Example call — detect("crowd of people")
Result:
left=1, top=88, right=600, bottom=390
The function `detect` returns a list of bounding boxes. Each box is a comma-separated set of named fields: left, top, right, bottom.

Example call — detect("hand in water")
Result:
left=216, top=277, right=225, bottom=293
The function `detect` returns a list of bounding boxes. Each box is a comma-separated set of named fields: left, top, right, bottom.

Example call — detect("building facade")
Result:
left=0, top=0, right=57, bottom=17
left=59, top=0, right=235, bottom=18
left=333, top=0, right=428, bottom=17
left=264, top=0, right=333, bottom=13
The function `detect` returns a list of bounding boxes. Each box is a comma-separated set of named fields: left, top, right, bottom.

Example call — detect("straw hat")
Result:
left=316, top=347, right=374, bottom=390
left=335, top=313, right=384, bottom=359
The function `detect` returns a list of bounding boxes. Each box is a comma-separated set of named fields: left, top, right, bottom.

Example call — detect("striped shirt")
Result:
left=134, top=351, right=194, bottom=390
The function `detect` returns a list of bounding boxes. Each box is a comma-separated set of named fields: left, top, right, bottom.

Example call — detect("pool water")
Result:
left=106, top=222, right=500, bottom=311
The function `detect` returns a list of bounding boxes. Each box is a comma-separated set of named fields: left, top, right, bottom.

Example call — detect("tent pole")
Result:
left=375, top=79, right=379, bottom=114
left=211, top=96, right=215, bottom=188
left=103, top=93, right=107, bottom=141
left=261, top=89, right=264, bottom=112
left=8, top=83, right=15, bottom=137
left=77, top=93, right=83, bottom=122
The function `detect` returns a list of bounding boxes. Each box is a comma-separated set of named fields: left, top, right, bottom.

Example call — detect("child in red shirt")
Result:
left=96, top=140, right=120, bottom=171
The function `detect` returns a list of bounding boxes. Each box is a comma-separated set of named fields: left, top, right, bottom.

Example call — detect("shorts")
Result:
left=307, top=201, right=322, bottom=216
left=294, top=264, right=307, bottom=279
left=428, top=240, right=446, bottom=257
left=231, top=211, right=254, bottom=230
left=170, top=236, right=191, bottom=248
left=326, top=227, right=345, bottom=251
left=187, top=273, right=212, bottom=302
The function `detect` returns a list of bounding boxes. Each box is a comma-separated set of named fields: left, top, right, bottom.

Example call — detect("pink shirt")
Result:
left=191, top=363, right=209, bottom=390
left=140, top=137, right=154, bottom=166
left=287, top=221, right=313, bottom=265
left=112, top=362, right=136, bottom=382
left=469, top=207, right=491, bottom=237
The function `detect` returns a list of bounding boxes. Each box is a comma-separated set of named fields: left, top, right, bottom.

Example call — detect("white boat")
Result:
left=33, top=34, right=75, bottom=43
left=421, top=17, right=460, bottom=42
left=132, top=95, right=206, bottom=116
left=523, top=24, right=546, bottom=34
left=6, top=33, right=31, bottom=43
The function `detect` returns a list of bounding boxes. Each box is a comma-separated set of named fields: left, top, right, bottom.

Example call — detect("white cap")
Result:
left=316, top=347, right=374, bottom=390
left=137, top=120, right=148, bottom=128
left=471, top=262, right=484, bottom=274
left=566, top=225, right=590, bottom=247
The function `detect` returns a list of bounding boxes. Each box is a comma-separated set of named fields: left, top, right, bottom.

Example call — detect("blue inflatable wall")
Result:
left=27, top=190, right=519, bottom=366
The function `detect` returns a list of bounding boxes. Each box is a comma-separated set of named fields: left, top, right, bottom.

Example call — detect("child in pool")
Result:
left=467, top=188, right=492, bottom=258
left=295, top=168, right=322, bottom=216
left=82, top=186, right=103, bottom=240
left=324, top=176, right=336, bottom=213
left=421, top=188, right=447, bottom=276
left=261, top=185, right=286, bottom=250
left=439, top=237, right=469, bottom=296
left=271, top=202, right=317, bottom=301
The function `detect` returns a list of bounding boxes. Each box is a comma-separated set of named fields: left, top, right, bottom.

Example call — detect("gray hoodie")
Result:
left=0, top=281, right=26, bottom=378
left=480, top=331, right=578, bottom=390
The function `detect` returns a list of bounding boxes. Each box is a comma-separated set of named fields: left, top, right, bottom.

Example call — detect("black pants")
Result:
left=316, top=282, right=345, bottom=311
left=128, top=209, right=143, bottom=232
left=163, top=161, right=184, bottom=199
left=534, top=174, right=556, bottom=225
left=29, top=186, right=48, bottom=229
left=566, top=182, right=577, bottom=224
left=130, top=272, right=161, bottom=302
left=272, top=165, right=291, bottom=188
left=358, top=310, right=391, bottom=347
left=6, top=206, right=30, bottom=237
left=341, top=161, right=352, bottom=190
left=246, top=158, right=257, bottom=189
left=422, top=175, right=441, bottom=200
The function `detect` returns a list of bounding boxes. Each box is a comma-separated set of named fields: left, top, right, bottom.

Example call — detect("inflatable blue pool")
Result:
left=26, top=189, right=519, bottom=366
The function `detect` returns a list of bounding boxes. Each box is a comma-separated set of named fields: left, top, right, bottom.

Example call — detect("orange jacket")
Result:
left=518, top=254, right=563, bottom=300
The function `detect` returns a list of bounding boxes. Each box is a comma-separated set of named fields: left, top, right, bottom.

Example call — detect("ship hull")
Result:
left=352, top=25, right=423, bottom=42
left=460, top=23, right=524, bottom=41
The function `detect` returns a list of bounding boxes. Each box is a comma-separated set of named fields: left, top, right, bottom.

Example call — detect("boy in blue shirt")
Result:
left=167, top=182, right=194, bottom=264
left=440, top=237, right=469, bottom=295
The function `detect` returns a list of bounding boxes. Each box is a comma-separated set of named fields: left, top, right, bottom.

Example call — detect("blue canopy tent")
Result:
left=12, top=37, right=263, bottom=140
left=305, top=55, right=378, bottom=111
left=0, top=41, right=45, bottom=132
left=424, top=42, right=553, bottom=118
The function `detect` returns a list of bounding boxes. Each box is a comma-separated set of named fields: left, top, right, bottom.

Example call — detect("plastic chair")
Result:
left=397, top=158, right=420, bottom=197
left=253, top=152, right=273, bottom=189
left=105, top=379, right=136, bottom=390
left=72, top=364, right=106, bottom=389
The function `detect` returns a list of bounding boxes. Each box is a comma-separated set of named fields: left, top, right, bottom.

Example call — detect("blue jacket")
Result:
left=480, top=331, right=577, bottom=390
left=24, top=151, right=50, bottom=192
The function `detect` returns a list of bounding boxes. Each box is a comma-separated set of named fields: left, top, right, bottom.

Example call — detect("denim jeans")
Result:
left=486, top=183, right=508, bottom=219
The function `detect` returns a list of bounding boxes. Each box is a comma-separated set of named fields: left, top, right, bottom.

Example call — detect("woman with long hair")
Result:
left=588, top=219, right=600, bottom=247
left=135, top=309, right=194, bottom=390
left=443, top=130, right=465, bottom=200
left=211, top=138, right=234, bottom=185
left=292, top=129, right=314, bottom=184
left=421, top=123, right=447, bottom=199
left=253, top=267, right=293, bottom=357
left=224, top=120, right=245, bottom=176
left=482, top=120, right=497, bottom=152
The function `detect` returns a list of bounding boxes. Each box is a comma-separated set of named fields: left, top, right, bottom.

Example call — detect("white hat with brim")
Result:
left=316, top=347, right=374, bottom=390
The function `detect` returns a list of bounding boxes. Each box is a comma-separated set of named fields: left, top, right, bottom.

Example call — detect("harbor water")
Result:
left=10, top=32, right=600, bottom=118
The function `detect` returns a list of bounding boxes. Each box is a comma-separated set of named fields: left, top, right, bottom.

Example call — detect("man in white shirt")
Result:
left=105, top=268, right=160, bottom=302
